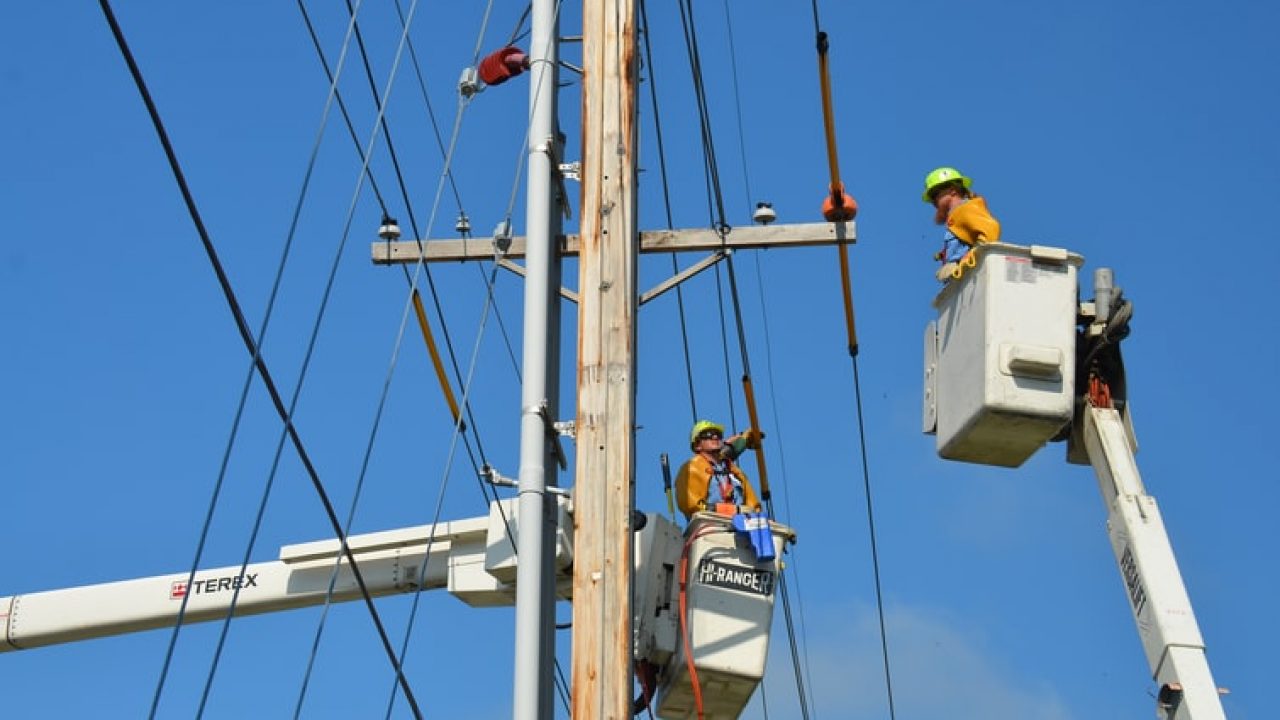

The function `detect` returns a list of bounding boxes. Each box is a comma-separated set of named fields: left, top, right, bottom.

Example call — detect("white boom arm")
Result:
left=1, top=499, right=574, bottom=652
left=1082, top=405, right=1225, bottom=719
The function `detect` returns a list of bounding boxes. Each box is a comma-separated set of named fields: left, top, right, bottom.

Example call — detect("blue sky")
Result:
left=2, top=1, right=1275, bottom=718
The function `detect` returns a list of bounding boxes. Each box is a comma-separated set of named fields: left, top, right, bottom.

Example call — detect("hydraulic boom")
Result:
left=1081, top=403, right=1225, bottom=719
left=924, top=247, right=1227, bottom=718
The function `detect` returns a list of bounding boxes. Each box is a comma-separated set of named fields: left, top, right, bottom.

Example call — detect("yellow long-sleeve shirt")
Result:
left=946, top=195, right=1001, bottom=246
left=675, top=453, right=762, bottom=520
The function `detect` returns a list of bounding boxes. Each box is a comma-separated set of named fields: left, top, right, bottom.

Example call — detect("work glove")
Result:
left=935, top=262, right=958, bottom=282
left=719, top=429, right=764, bottom=460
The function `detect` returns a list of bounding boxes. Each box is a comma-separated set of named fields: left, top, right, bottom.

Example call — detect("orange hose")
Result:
left=740, top=375, right=770, bottom=501
left=678, top=525, right=725, bottom=720
left=678, top=551, right=704, bottom=719
left=816, top=33, right=842, bottom=188
left=815, top=32, right=860, bottom=352
left=411, top=289, right=464, bottom=429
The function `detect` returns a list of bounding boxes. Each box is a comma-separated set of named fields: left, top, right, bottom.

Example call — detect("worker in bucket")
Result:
left=923, top=166, right=1001, bottom=281
left=675, top=420, right=762, bottom=520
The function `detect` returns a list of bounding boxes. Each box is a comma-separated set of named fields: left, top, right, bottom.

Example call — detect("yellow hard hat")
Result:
left=690, top=420, right=725, bottom=448
left=922, top=166, right=973, bottom=203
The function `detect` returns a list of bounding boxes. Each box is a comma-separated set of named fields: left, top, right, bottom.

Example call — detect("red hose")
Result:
left=678, top=524, right=729, bottom=719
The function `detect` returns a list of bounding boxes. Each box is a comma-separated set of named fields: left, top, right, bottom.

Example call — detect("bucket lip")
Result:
left=931, top=242, right=1085, bottom=308
left=686, top=511, right=797, bottom=543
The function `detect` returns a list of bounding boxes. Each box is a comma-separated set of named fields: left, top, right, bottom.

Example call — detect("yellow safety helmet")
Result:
left=690, top=420, right=725, bottom=448
left=922, top=166, right=973, bottom=203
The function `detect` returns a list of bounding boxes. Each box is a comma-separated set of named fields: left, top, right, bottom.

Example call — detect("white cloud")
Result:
left=752, top=600, right=1075, bottom=720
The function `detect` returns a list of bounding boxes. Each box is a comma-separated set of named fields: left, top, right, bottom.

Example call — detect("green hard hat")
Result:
left=690, top=420, right=725, bottom=448
left=922, top=166, right=973, bottom=203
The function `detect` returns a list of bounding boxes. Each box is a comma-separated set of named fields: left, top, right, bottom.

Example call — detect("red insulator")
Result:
left=822, top=183, right=858, bottom=221
left=478, top=46, right=529, bottom=87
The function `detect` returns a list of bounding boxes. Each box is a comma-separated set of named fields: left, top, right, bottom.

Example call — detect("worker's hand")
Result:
left=742, top=428, right=765, bottom=449
left=935, top=262, right=958, bottom=282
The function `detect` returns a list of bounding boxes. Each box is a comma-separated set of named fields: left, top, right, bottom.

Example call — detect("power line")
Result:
left=94, top=2, right=423, bottom=717
left=848, top=356, right=898, bottom=720
left=639, top=0, right=699, bottom=423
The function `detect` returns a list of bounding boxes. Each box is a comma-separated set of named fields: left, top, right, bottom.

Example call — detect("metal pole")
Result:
left=513, top=0, right=561, bottom=716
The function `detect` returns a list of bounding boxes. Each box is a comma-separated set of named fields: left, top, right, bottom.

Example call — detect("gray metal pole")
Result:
left=513, top=0, right=560, bottom=716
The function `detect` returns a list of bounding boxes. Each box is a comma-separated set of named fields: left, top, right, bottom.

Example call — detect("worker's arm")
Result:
left=675, top=459, right=710, bottom=520
left=720, top=428, right=764, bottom=460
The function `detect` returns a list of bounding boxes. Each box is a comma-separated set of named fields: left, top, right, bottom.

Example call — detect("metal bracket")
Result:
left=480, top=463, right=571, bottom=496
left=481, top=464, right=518, bottom=489
left=535, top=137, right=574, bottom=220
left=458, top=67, right=481, bottom=98
left=493, top=219, right=513, bottom=254
left=538, top=404, right=569, bottom=470
left=558, top=161, right=581, bottom=182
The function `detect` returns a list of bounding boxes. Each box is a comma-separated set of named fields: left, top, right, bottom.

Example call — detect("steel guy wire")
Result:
left=673, top=3, right=817, bottom=714
left=340, top=0, right=512, bottom=452
left=803, top=0, right=899, bottom=712
left=506, top=2, right=533, bottom=46
left=295, top=0, right=497, bottom=514
left=718, top=0, right=819, bottom=705
left=296, top=0, right=390, bottom=213
left=94, top=2, right=423, bottom=717
left=391, top=0, right=523, bottom=384
left=676, top=0, right=729, bottom=232
left=199, top=2, right=431, bottom=718
left=393, top=0, right=465, bottom=211
left=639, top=0, right=699, bottom=423
left=383, top=259, right=513, bottom=720
left=367, top=0, right=574, bottom=710
left=850, top=355, right=898, bottom=720
left=674, top=0, right=746, bottom=430
left=752, top=252, right=818, bottom=715
left=720, top=0, right=755, bottom=220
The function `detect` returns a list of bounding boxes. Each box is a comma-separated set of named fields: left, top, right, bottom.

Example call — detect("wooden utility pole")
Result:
left=367, top=1, right=855, bottom=713
left=571, top=0, right=638, bottom=716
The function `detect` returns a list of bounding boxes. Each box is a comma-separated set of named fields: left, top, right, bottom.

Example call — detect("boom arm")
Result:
left=2, top=499, right=574, bottom=652
left=1082, top=404, right=1225, bottom=719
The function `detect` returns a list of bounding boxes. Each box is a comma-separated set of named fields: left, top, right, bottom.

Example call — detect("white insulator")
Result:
left=378, top=217, right=401, bottom=241
left=752, top=202, right=776, bottom=225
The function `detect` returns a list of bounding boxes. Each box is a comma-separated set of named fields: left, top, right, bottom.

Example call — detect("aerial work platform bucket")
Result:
left=923, top=243, right=1084, bottom=467
left=654, top=513, right=795, bottom=719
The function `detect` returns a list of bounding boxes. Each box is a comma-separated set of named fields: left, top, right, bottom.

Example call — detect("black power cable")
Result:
left=639, top=0, right=700, bottom=424
left=671, top=3, right=817, bottom=716
left=307, top=3, right=574, bottom=715
left=95, top=2, right=425, bottom=718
